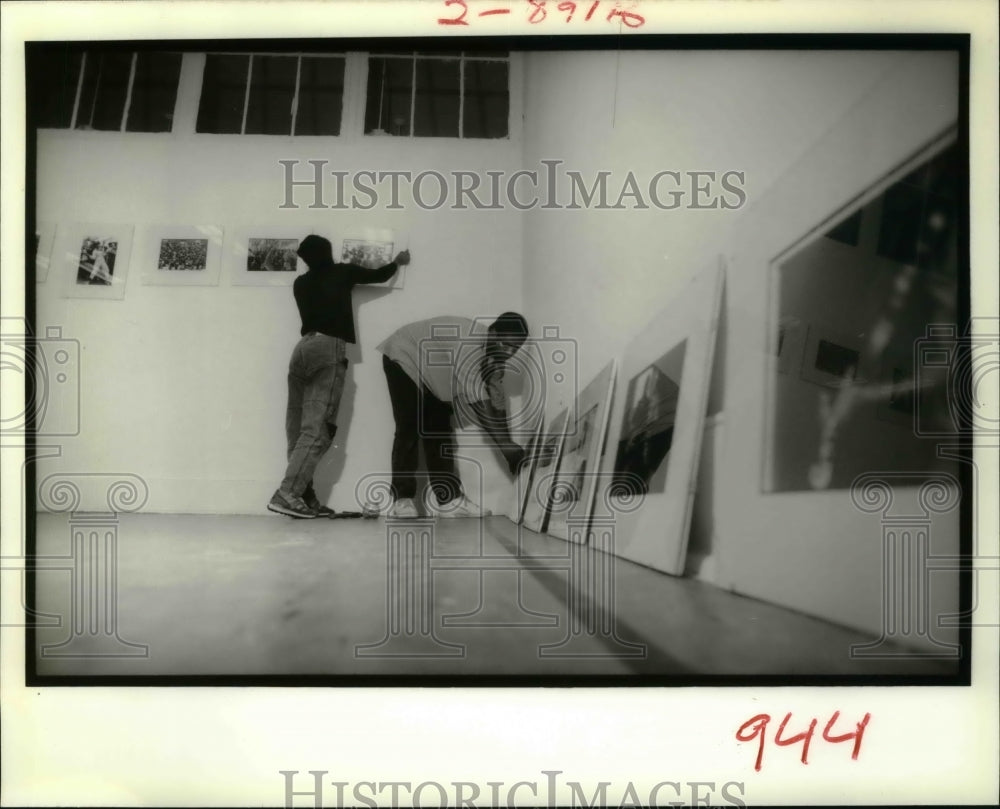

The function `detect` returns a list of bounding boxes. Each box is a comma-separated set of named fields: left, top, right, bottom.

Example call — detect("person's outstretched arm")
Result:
left=347, top=249, right=411, bottom=285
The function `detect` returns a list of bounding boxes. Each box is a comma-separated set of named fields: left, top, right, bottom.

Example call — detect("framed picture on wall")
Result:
left=600, top=264, right=724, bottom=576
left=35, top=222, right=56, bottom=284
left=546, top=360, right=616, bottom=544
left=142, top=225, right=224, bottom=286
left=338, top=227, right=407, bottom=289
left=799, top=324, right=868, bottom=388
left=227, top=229, right=302, bottom=286
left=521, top=408, right=569, bottom=535
left=57, top=223, right=134, bottom=300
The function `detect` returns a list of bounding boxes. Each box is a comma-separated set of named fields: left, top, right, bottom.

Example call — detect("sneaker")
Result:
left=386, top=498, right=419, bottom=519
left=427, top=493, right=491, bottom=519
left=302, top=486, right=336, bottom=518
left=267, top=490, right=318, bottom=519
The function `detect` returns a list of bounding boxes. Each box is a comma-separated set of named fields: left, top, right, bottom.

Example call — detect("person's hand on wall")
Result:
left=393, top=249, right=411, bottom=266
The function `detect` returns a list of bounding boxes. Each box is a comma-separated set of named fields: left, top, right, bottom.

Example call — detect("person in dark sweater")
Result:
left=268, top=234, right=411, bottom=518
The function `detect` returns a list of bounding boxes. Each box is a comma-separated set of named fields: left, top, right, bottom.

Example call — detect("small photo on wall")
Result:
left=341, top=238, right=393, bottom=268
left=227, top=230, right=302, bottom=286
left=35, top=222, right=56, bottom=284
left=77, top=237, right=119, bottom=285
left=142, top=225, right=224, bottom=286
left=57, top=223, right=134, bottom=300
left=248, top=238, right=299, bottom=273
left=160, top=238, right=208, bottom=271
left=339, top=227, right=407, bottom=289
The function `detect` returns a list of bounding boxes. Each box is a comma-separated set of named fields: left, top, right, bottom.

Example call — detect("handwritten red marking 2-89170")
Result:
left=438, top=0, right=645, bottom=27
left=735, top=711, right=871, bottom=772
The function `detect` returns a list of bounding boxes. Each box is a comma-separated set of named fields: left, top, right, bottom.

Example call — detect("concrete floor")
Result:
left=30, top=513, right=957, bottom=680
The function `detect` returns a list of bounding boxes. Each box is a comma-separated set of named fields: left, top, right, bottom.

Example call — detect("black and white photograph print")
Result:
left=341, top=237, right=393, bottom=268
left=9, top=2, right=999, bottom=806
left=76, top=236, right=118, bottom=285
left=612, top=342, right=686, bottom=497
left=158, top=238, right=208, bottom=271
left=143, top=225, right=224, bottom=286
left=340, top=230, right=407, bottom=289
left=246, top=237, right=298, bottom=273
left=227, top=230, right=302, bottom=286
left=21, top=37, right=982, bottom=691
left=56, top=223, right=133, bottom=299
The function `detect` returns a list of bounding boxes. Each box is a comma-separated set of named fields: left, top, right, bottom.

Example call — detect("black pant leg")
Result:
left=383, top=356, right=420, bottom=500
left=420, top=391, right=462, bottom=504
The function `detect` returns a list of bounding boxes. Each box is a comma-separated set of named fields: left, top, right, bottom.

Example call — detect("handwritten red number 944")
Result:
left=736, top=711, right=871, bottom=772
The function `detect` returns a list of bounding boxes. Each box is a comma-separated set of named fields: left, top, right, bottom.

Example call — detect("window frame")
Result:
left=362, top=51, right=511, bottom=140
left=52, top=50, right=182, bottom=133
left=196, top=51, right=348, bottom=136
left=34, top=49, right=519, bottom=142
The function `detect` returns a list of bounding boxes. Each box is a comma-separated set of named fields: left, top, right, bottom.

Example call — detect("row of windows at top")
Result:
left=30, top=51, right=511, bottom=139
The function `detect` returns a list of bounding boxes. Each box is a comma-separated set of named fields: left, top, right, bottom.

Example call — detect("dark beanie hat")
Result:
left=493, top=312, right=529, bottom=340
left=297, top=235, right=334, bottom=267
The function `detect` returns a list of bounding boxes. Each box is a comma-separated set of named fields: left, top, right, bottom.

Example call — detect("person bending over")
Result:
left=268, top=235, right=411, bottom=518
left=377, top=312, right=528, bottom=518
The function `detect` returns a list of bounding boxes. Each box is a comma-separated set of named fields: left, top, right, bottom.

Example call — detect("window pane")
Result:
left=244, top=55, right=297, bottom=135
left=365, top=57, right=413, bottom=135
left=463, top=60, right=508, bottom=138
left=76, top=52, right=132, bottom=131
left=126, top=52, right=182, bottom=132
left=28, top=48, right=84, bottom=128
left=294, top=56, right=344, bottom=135
left=197, top=54, right=249, bottom=133
left=413, top=58, right=459, bottom=137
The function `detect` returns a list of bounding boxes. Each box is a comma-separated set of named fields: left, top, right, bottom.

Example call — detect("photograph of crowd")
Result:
left=341, top=238, right=394, bottom=268
left=613, top=342, right=686, bottom=496
left=75, top=237, right=118, bottom=285
left=246, top=237, right=299, bottom=272
left=157, top=238, right=208, bottom=271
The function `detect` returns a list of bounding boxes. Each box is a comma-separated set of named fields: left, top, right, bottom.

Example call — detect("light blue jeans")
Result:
left=280, top=333, right=348, bottom=498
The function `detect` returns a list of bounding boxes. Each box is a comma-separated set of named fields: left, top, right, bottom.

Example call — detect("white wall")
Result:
left=521, top=50, right=908, bottom=383
left=35, top=54, right=524, bottom=513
